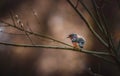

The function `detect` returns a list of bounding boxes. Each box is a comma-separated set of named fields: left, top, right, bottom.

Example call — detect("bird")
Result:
left=67, top=33, right=86, bottom=48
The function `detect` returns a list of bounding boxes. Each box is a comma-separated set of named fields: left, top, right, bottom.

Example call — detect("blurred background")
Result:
left=0, top=0, right=120, bottom=76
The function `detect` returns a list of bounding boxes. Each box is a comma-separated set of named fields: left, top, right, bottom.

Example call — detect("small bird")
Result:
left=67, top=33, right=86, bottom=48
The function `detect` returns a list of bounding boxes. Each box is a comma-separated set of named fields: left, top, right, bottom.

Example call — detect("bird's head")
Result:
left=67, top=33, right=79, bottom=42
left=67, top=33, right=77, bottom=39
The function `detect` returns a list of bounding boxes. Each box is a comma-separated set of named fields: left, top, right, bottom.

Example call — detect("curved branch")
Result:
left=0, top=41, right=115, bottom=64
left=0, top=20, right=73, bottom=47
left=67, top=0, right=108, bottom=48
left=0, top=41, right=110, bottom=56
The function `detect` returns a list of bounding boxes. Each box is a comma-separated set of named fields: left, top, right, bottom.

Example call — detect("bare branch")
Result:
left=0, top=41, right=110, bottom=55
left=0, top=20, right=73, bottom=47
left=0, top=41, right=115, bottom=64
left=67, top=0, right=108, bottom=48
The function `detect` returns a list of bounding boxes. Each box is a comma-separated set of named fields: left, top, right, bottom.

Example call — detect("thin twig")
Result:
left=9, top=10, right=16, bottom=27
left=0, top=19, right=112, bottom=56
left=0, top=41, right=115, bottom=64
left=0, top=21, right=112, bottom=56
left=100, top=9, right=115, bottom=50
left=79, top=0, right=104, bottom=34
left=100, top=8, right=120, bottom=67
left=0, top=31, right=25, bottom=36
left=0, top=41, right=114, bottom=58
left=91, top=0, right=119, bottom=64
left=91, top=0, right=108, bottom=36
left=67, top=0, right=108, bottom=48
left=15, top=15, right=34, bottom=45
left=0, top=20, right=73, bottom=47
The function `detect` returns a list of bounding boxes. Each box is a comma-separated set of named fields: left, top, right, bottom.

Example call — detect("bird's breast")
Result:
left=72, top=42, right=80, bottom=48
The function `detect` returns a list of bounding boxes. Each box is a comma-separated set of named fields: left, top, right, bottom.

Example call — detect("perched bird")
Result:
left=67, top=33, right=86, bottom=48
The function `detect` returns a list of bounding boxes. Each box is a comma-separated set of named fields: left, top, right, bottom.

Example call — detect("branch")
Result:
left=0, top=41, right=115, bottom=64
left=14, top=15, right=34, bottom=45
left=79, top=0, right=104, bottom=34
left=1, top=20, right=112, bottom=55
left=91, top=0, right=108, bottom=36
left=0, top=20, right=111, bottom=56
left=0, top=20, right=73, bottom=47
left=67, top=0, right=108, bottom=48
left=0, top=41, right=110, bottom=55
